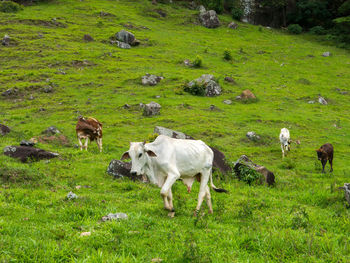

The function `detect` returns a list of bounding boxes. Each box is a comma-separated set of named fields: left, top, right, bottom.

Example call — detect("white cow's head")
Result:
left=121, top=142, right=157, bottom=176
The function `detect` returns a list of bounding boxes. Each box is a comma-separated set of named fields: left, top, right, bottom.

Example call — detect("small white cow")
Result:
left=279, top=128, right=291, bottom=158
left=121, top=135, right=226, bottom=216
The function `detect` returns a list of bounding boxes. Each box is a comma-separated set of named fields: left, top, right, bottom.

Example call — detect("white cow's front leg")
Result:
left=160, top=173, right=179, bottom=212
left=281, top=144, right=285, bottom=158
left=167, top=189, right=175, bottom=217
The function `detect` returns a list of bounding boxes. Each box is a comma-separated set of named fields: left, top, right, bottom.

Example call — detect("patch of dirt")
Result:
left=16, top=19, right=67, bottom=28
left=71, top=60, right=96, bottom=67
left=121, top=22, right=149, bottom=30
left=35, top=134, right=70, bottom=146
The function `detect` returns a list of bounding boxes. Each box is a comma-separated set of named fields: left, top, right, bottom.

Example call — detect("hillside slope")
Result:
left=1, top=0, right=350, bottom=262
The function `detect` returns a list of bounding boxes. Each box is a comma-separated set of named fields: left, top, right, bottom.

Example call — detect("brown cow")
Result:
left=76, top=116, right=102, bottom=152
left=316, top=143, right=333, bottom=173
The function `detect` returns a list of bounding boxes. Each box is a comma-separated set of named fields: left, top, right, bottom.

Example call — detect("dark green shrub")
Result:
left=184, top=82, right=206, bottom=96
left=287, top=24, right=303, bottom=34
left=309, top=25, right=326, bottom=35
left=0, top=1, right=23, bottom=13
left=236, top=165, right=261, bottom=185
left=232, top=7, right=243, bottom=21
left=201, top=0, right=224, bottom=14
left=223, top=49, right=232, bottom=61
left=192, top=55, right=202, bottom=68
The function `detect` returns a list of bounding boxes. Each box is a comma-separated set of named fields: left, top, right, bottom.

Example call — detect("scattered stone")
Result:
left=295, top=140, right=301, bottom=145
left=80, top=232, right=91, bottom=237
left=115, top=30, right=139, bottom=46
left=240, top=89, right=256, bottom=100
left=228, top=22, right=238, bottom=29
left=67, top=191, right=78, bottom=200
left=340, top=183, right=350, bottom=206
left=233, top=155, right=275, bottom=186
left=141, top=74, right=164, bottom=86
left=246, top=131, right=260, bottom=141
left=28, top=95, right=34, bottom=100
left=122, top=104, right=131, bottom=109
left=143, top=101, right=161, bottom=116
left=29, top=137, right=38, bottom=144
left=199, top=7, right=220, bottom=28
left=187, top=74, right=221, bottom=97
left=110, top=40, right=131, bottom=49
left=155, top=95, right=161, bottom=98
left=20, top=140, right=35, bottom=147
left=0, top=124, right=10, bottom=136
left=183, top=59, right=192, bottom=67
left=101, top=213, right=128, bottom=222
left=42, top=126, right=60, bottom=135
left=223, top=99, right=232, bottom=105
left=38, top=33, right=44, bottom=38
left=209, top=104, right=220, bottom=111
left=224, top=76, right=235, bottom=83
left=155, top=9, right=167, bottom=17
left=3, top=146, right=59, bottom=162
left=154, top=126, right=231, bottom=174
left=2, top=34, right=10, bottom=46
left=107, top=159, right=147, bottom=182
left=1, top=88, right=18, bottom=97
left=99, top=11, right=114, bottom=17
left=42, top=85, right=53, bottom=93
left=318, top=96, right=327, bottom=105
left=75, top=185, right=81, bottom=189
left=308, top=100, right=315, bottom=104
left=322, top=52, right=331, bottom=57
left=83, top=34, right=94, bottom=42
left=36, top=134, right=70, bottom=146
left=236, top=95, right=242, bottom=100
left=151, top=259, right=163, bottom=263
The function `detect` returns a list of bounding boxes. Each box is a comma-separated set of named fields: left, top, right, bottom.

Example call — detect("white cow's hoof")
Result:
left=168, top=211, right=175, bottom=218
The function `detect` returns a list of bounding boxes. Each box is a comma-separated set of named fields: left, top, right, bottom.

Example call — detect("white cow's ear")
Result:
left=146, top=150, right=157, bottom=157
left=121, top=151, right=130, bottom=160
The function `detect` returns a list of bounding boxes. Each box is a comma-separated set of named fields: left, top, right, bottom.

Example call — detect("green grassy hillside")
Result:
left=1, top=0, right=350, bottom=262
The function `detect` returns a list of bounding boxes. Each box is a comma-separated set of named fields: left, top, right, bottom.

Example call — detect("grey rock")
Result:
left=236, top=95, right=242, bottom=100
left=101, top=212, right=128, bottom=222
left=198, top=5, right=206, bottom=13
left=199, top=9, right=220, bottom=28
left=318, top=96, right=327, bottom=105
left=1, top=88, right=18, bottom=97
left=154, top=126, right=192, bottom=140
left=122, top=104, right=131, bottom=109
left=42, top=126, right=60, bottom=135
left=141, top=74, right=164, bottom=86
left=224, top=76, right=235, bottom=83
left=110, top=40, right=131, bottom=49
left=308, top=100, right=315, bottom=104
left=115, top=30, right=139, bottom=46
left=341, top=183, right=350, bottom=206
left=20, top=140, right=35, bottom=147
left=67, top=191, right=78, bottom=200
left=188, top=74, right=221, bottom=97
left=322, top=52, right=331, bottom=57
left=143, top=101, right=161, bottom=116
left=2, top=35, right=10, bottom=46
left=42, top=86, right=53, bottom=93
left=183, top=59, right=192, bottom=66
left=223, top=99, right=232, bottom=105
left=0, top=124, right=10, bottom=136
left=233, top=155, right=275, bottom=186
left=228, top=22, right=238, bottom=29
left=107, top=159, right=148, bottom=182
left=246, top=131, right=260, bottom=141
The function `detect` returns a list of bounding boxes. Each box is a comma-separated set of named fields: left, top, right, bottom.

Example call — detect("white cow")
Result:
left=279, top=128, right=291, bottom=158
left=121, top=135, right=227, bottom=216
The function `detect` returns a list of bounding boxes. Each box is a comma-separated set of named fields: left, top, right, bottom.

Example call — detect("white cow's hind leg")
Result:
left=205, top=185, right=213, bottom=214
left=195, top=170, right=211, bottom=216
left=281, top=144, right=285, bottom=158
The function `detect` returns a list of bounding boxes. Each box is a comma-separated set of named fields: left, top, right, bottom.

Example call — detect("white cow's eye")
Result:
left=138, top=153, right=142, bottom=158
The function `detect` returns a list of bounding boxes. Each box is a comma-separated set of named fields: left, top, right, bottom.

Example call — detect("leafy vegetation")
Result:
left=0, top=1, right=22, bottom=13
left=287, top=24, right=303, bottom=34
left=0, top=0, right=350, bottom=262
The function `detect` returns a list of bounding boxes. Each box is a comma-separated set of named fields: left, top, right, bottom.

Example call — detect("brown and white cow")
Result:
left=75, top=116, right=102, bottom=152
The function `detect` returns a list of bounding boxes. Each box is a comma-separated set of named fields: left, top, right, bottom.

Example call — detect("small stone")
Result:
left=183, top=59, right=192, bottom=66
left=42, top=86, right=53, bottom=93
left=236, top=95, right=242, bottom=100
left=1, top=88, right=18, bottom=97
left=83, top=34, right=94, bottom=42
left=246, top=131, right=260, bottom=141
left=228, top=22, right=238, bottom=29
left=322, top=52, right=331, bottom=57
left=20, top=140, right=35, bottom=147
left=318, top=96, right=327, bottom=105
left=2, top=35, right=10, bottom=46
left=42, top=126, right=60, bottom=135
left=308, top=100, right=315, bottom=104
left=101, top=213, right=128, bottom=222
left=224, top=77, right=235, bottom=83
left=80, top=232, right=91, bottom=237
left=143, top=102, right=161, bottom=116
left=75, top=185, right=81, bottom=189
left=122, top=104, right=131, bottom=109
left=151, top=258, right=163, bottom=262
left=240, top=89, right=256, bottom=100
left=110, top=40, right=131, bottom=49
left=295, top=140, right=301, bottom=145
left=0, top=124, right=11, bottom=136
left=223, top=99, right=232, bottom=105
left=67, top=191, right=78, bottom=200
left=142, top=74, right=164, bottom=86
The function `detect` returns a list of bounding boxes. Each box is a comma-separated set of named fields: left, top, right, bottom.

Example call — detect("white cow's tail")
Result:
left=210, top=172, right=228, bottom=193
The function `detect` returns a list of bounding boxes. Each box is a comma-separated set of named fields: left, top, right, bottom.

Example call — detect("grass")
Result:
left=1, top=0, right=350, bottom=261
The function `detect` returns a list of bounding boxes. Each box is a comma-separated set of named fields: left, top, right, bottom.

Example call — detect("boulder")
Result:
left=143, top=101, right=161, bottom=116
left=101, top=213, right=128, bottom=222
left=42, top=126, right=60, bottom=135
left=111, top=40, right=131, bottom=49
left=240, top=89, right=256, bottom=100
left=154, top=126, right=231, bottom=174
left=115, top=30, right=139, bottom=46
left=340, top=183, right=350, bottom=206
left=223, top=99, right=232, bottom=105
left=2, top=35, right=10, bottom=46
left=67, top=191, right=78, bottom=200
left=228, top=22, right=238, bottom=29
left=141, top=74, right=164, bottom=86
left=3, top=146, right=59, bottom=162
left=1, top=88, right=18, bottom=97
left=107, top=159, right=147, bottom=182
left=318, top=96, right=327, bottom=105
left=0, top=124, right=10, bottom=136
left=246, top=131, right=260, bottom=141
left=233, top=155, right=275, bottom=186
left=188, top=74, right=221, bottom=97
left=199, top=9, right=220, bottom=28
left=83, top=34, right=94, bottom=42
left=322, top=52, right=331, bottom=57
